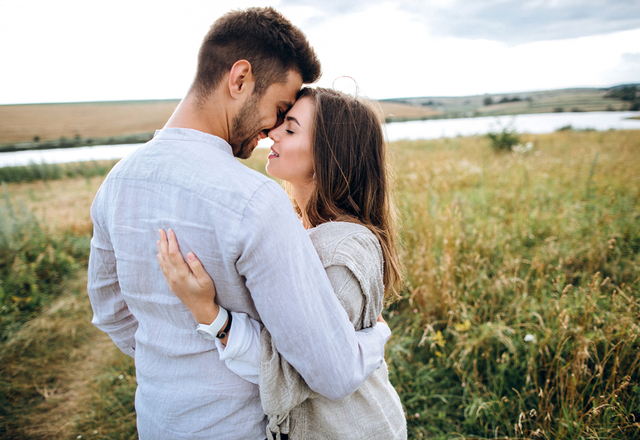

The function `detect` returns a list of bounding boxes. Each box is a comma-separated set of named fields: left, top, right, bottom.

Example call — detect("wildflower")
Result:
left=118, top=374, right=125, bottom=380
left=433, top=331, right=445, bottom=347
left=524, top=334, right=536, bottom=343
left=454, top=319, right=471, bottom=332
left=512, top=142, right=533, bottom=154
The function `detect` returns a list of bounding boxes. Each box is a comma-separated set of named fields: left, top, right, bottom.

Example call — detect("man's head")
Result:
left=190, top=7, right=321, bottom=157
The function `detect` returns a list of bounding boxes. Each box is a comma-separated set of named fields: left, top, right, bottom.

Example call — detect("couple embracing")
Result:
left=87, top=7, right=407, bottom=439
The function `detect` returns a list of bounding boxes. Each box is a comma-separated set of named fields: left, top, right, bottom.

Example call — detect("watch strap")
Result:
left=196, top=307, right=228, bottom=340
left=216, top=311, right=233, bottom=339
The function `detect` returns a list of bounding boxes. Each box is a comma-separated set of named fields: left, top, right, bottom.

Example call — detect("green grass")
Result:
left=0, top=160, right=119, bottom=184
left=0, top=189, right=91, bottom=343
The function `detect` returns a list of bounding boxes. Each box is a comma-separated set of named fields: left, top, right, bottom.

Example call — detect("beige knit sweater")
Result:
left=260, top=221, right=407, bottom=440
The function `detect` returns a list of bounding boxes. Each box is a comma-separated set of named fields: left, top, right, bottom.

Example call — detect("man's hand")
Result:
left=157, top=229, right=220, bottom=324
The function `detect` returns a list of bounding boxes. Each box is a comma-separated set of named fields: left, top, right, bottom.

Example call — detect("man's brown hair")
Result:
left=292, top=88, right=404, bottom=301
left=191, top=7, right=321, bottom=101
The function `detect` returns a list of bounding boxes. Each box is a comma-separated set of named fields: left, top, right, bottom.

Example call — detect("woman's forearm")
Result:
left=214, top=312, right=262, bottom=384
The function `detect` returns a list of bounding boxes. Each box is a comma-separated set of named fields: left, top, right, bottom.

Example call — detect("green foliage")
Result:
left=605, top=85, right=639, bottom=102
left=0, top=195, right=90, bottom=342
left=0, top=160, right=118, bottom=184
left=486, top=125, right=521, bottom=152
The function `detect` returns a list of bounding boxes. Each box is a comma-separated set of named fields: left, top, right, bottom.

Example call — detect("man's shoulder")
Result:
left=101, top=137, right=282, bottom=204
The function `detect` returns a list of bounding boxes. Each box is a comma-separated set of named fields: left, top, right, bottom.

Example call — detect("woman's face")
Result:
left=266, top=97, right=314, bottom=187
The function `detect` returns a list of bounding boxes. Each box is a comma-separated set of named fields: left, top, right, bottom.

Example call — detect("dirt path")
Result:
left=2, top=278, right=130, bottom=439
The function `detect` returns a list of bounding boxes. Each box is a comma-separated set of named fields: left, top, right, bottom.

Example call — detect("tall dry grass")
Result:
left=387, top=130, right=640, bottom=438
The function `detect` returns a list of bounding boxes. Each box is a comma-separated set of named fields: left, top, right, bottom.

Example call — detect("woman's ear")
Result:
left=228, top=60, right=255, bottom=99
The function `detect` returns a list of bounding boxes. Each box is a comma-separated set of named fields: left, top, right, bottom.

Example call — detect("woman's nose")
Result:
left=268, top=126, right=280, bottom=141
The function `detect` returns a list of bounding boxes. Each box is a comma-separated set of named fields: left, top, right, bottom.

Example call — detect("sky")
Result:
left=1, top=0, right=639, bottom=105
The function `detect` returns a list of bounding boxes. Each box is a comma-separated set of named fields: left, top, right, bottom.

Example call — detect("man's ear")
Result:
left=228, top=60, right=254, bottom=99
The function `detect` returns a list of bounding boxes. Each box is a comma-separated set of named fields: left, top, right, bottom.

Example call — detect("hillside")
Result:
left=382, top=84, right=639, bottom=121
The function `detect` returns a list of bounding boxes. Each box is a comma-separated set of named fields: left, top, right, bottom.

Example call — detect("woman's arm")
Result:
left=157, top=229, right=223, bottom=337
left=157, top=229, right=262, bottom=382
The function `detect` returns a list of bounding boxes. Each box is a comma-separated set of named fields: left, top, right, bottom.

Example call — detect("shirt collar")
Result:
left=153, top=128, right=233, bottom=156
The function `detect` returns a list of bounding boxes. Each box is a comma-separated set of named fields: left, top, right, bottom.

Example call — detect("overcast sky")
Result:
left=1, top=0, right=639, bottom=104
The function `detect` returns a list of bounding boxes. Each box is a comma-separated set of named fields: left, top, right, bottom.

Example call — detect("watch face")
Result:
left=197, top=327, right=216, bottom=340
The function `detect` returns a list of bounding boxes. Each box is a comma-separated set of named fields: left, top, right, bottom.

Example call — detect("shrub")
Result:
left=486, top=125, right=521, bottom=152
left=0, top=196, right=89, bottom=342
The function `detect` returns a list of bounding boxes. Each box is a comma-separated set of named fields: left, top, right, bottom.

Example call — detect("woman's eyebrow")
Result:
left=285, top=115, right=301, bottom=127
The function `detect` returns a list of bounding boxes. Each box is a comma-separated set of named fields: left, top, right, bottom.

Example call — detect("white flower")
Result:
left=511, top=142, right=533, bottom=154
left=524, top=334, right=537, bottom=343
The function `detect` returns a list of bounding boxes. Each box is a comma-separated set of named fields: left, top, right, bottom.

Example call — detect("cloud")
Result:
left=281, top=0, right=640, bottom=44
left=606, top=52, right=640, bottom=85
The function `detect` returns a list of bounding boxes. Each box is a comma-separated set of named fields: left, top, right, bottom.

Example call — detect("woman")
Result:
left=157, top=87, right=407, bottom=439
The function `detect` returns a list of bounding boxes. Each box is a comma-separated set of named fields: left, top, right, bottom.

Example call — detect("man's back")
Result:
left=89, top=128, right=302, bottom=438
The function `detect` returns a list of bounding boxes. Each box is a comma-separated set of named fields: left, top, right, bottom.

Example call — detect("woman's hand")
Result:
left=157, top=229, right=220, bottom=324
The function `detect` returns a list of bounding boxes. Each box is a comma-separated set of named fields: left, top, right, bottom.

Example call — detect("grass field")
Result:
left=1, top=129, right=639, bottom=438
left=0, top=100, right=180, bottom=145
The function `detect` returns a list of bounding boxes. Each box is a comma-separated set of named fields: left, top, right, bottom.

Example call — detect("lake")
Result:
left=1, top=111, right=639, bottom=168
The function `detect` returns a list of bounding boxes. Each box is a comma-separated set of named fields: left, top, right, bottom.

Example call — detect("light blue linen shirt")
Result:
left=87, top=128, right=388, bottom=439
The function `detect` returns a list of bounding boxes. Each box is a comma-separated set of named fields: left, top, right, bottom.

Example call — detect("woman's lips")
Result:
left=268, top=147, right=279, bottom=159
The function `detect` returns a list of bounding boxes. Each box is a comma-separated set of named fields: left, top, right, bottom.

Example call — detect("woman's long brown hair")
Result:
left=291, top=87, right=403, bottom=301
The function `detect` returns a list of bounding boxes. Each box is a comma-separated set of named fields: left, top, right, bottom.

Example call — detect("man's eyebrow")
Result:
left=285, top=115, right=301, bottom=127
left=279, top=100, right=294, bottom=111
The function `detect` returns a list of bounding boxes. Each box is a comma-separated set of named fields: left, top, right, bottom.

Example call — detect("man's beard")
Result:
left=229, top=93, right=263, bottom=159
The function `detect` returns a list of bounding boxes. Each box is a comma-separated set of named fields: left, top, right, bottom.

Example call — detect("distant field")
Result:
left=377, top=101, right=443, bottom=120
left=0, top=99, right=429, bottom=145
left=386, top=87, right=635, bottom=119
left=0, top=86, right=636, bottom=147
left=0, top=100, right=179, bottom=144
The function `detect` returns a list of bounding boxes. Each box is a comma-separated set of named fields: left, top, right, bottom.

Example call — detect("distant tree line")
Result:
left=605, top=85, right=640, bottom=110
left=483, top=96, right=532, bottom=106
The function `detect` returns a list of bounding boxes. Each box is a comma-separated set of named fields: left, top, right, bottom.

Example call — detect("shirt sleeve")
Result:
left=235, top=181, right=388, bottom=400
left=87, top=187, right=138, bottom=357
left=214, top=312, right=262, bottom=385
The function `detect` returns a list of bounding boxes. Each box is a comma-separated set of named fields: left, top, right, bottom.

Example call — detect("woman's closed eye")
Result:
left=286, top=129, right=294, bottom=134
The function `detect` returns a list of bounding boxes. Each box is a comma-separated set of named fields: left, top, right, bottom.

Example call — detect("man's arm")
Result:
left=235, top=181, right=389, bottom=400
left=87, top=189, right=138, bottom=357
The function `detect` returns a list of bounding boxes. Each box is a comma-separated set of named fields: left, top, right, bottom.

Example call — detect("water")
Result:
left=385, top=111, right=640, bottom=141
left=1, top=111, right=639, bottom=168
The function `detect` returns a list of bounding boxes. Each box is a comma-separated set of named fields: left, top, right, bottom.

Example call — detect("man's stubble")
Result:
left=229, top=92, right=263, bottom=160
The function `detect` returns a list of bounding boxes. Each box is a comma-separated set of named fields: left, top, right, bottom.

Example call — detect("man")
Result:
left=87, top=7, right=390, bottom=439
